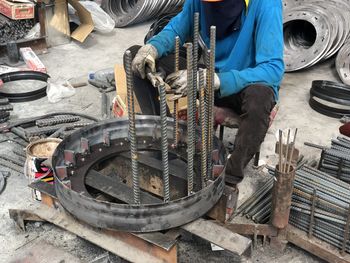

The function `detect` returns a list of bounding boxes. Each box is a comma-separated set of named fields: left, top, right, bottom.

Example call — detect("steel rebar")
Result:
left=125, top=50, right=140, bottom=204
left=207, top=26, right=216, bottom=179
left=186, top=43, right=195, bottom=195
left=159, top=83, right=170, bottom=202
left=199, top=69, right=207, bottom=188
left=173, top=36, right=180, bottom=147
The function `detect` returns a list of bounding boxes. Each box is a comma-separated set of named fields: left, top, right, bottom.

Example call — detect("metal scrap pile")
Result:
left=101, top=0, right=184, bottom=27
left=0, top=14, right=34, bottom=44
left=283, top=0, right=350, bottom=73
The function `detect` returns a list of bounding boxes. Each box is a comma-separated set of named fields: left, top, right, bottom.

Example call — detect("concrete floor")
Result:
left=0, top=22, right=343, bottom=262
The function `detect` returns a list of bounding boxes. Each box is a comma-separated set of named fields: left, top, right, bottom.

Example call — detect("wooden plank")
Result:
left=11, top=206, right=177, bottom=263
left=86, top=170, right=161, bottom=204
left=287, top=225, right=350, bottom=263
left=223, top=223, right=278, bottom=237
left=181, top=218, right=252, bottom=256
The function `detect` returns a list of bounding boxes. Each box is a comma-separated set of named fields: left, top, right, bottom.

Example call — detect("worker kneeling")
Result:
left=125, top=0, right=284, bottom=188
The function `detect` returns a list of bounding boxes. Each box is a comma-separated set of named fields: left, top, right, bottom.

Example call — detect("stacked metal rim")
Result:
left=283, top=0, right=350, bottom=72
left=101, top=0, right=184, bottom=27
left=319, top=136, right=350, bottom=183
left=336, top=41, right=350, bottom=85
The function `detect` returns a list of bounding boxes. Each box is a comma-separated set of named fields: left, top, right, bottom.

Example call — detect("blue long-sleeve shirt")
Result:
left=148, top=0, right=284, bottom=100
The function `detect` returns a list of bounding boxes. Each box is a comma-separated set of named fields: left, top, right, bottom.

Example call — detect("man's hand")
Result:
left=132, top=44, right=158, bottom=79
left=166, top=69, right=221, bottom=97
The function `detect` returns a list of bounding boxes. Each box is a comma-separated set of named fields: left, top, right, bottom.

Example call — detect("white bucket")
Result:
left=25, top=138, right=61, bottom=201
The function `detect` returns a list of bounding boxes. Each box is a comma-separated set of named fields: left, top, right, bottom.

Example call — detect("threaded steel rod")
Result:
left=207, top=26, right=216, bottom=179
left=173, top=36, right=180, bottom=147
left=199, top=69, right=207, bottom=188
left=159, top=83, right=170, bottom=202
left=186, top=43, right=195, bottom=195
left=125, top=50, right=140, bottom=204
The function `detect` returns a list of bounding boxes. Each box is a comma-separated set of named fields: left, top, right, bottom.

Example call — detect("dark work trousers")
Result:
left=215, top=86, right=275, bottom=185
left=123, top=45, right=187, bottom=116
left=124, top=45, right=275, bottom=185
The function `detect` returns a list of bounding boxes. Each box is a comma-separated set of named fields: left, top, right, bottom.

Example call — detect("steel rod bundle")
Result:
left=283, top=0, right=350, bottom=72
left=0, top=15, right=34, bottom=44
left=238, top=164, right=350, bottom=254
left=318, top=136, right=350, bottom=183
left=101, top=0, right=184, bottom=27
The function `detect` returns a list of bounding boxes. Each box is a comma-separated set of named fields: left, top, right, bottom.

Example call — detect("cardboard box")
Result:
left=46, top=0, right=94, bottom=45
left=19, top=47, right=47, bottom=73
left=0, top=0, right=34, bottom=20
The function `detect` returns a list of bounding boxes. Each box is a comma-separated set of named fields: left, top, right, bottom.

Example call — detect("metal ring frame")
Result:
left=52, top=116, right=226, bottom=232
left=283, top=0, right=350, bottom=72
left=101, top=0, right=184, bottom=27
left=336, top=41, right=350, bottom=86
left=0, top=71, right=49, bottom=102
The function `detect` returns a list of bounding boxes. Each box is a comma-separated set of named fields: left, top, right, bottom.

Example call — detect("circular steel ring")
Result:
left=336, top=42, right=350, bottom=86
left=101, top=0, right=184, bottom=27
left=283, top=8, right=331, bottom=72
left=52, top=116, right=226, bottom=232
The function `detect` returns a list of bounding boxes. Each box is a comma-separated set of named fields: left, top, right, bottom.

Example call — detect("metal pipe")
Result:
left=186, top=43, right=195, bottom=195
left=125, top=50, right=140, bottom=204
left=159, top=83, right=170, bottom=202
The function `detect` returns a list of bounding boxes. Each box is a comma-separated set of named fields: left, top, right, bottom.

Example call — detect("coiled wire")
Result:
left=101, top=0, right=184, bottom=27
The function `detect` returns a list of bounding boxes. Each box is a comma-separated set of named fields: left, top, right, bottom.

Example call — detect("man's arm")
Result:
left=147, top=0, right=195, bottom=57
left=217, top=1, right=285, bottom=98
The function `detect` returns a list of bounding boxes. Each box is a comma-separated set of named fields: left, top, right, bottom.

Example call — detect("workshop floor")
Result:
left=0, top=23, right=340, bottom=262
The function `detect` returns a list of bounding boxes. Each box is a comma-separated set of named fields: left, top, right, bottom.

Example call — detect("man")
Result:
left=129, top=0, right=284, bottom=187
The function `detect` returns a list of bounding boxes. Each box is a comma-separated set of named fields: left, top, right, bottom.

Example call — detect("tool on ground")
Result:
left=88, top=79, right=115, bottom=93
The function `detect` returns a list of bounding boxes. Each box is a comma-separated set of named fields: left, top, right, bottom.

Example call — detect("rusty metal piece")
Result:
left=271, top=165, right=296, bottom=229
left=80, top=138, right=90, bottom=154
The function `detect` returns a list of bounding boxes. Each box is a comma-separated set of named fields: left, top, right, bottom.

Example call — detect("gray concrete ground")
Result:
left=0, top=22, right=343, bottom=262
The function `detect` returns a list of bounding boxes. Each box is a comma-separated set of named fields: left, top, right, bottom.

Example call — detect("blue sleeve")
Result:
left=147, top=0, right=194, bottom=57
left=217, top=2, right=285, bottom=97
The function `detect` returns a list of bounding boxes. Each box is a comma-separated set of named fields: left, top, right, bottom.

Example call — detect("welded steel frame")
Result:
left=52, top=116, right=226, bottom=233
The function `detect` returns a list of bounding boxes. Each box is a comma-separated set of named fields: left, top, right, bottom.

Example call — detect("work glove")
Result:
left=165, top=69, right=221, bottom=97
left=132, top=44, right=158, bottom=79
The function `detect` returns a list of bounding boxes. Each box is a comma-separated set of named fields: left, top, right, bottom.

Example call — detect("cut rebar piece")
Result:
left=159, top=83, right=170, bottom=202
left=186, top=43, right=195, bottom=195
left=173, top=36, right=180, bottom=147
left=199, top=69, right=207, bottom=187
left=125, top=50, right=140, bottom=204
left=36, top=115, right=80, bottom=127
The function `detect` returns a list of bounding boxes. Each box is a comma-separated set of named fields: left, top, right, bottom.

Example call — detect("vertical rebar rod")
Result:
left=192, top=13, right=200, bottom=138
left=159, top=83, right=170, bottom=202
left=199, top=69, right=207, bottom=188
left=207, top=26, right=216, bottom=179
left=125, top=50, right=140, bottom=204
left=186, top=43, right=195, bottom=195
left=173, top=36, right=180, bottom=147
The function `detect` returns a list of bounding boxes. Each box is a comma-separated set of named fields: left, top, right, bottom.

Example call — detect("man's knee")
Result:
left=241, top=85, right=275, bottom=117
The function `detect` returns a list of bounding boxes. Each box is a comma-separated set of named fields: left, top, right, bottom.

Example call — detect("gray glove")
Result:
left=132, top=44, right=158, bottom=79
left=166, top=69, right=221, bottom=96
